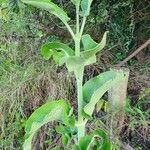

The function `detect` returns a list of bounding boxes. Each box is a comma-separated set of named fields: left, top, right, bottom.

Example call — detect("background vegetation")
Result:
left=0, top=0, right=149, bottom=149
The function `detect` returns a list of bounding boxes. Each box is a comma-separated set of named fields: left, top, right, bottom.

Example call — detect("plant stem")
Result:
left=63, top=21, right=76, bottom=41
left=80, top=16, right=86, bottom=36
left=74, top=1, right=87, bottom=143
left=76, top=70, right=83, bottom=120
left=75, top=38, right=80, bottom=56
left=76, top=3, right=80, bottom=34
left=75, top=2, right=81, bottom=56
left=75, top=4, right=85, bottom=140
left=75, top=68, right=85, bottom=141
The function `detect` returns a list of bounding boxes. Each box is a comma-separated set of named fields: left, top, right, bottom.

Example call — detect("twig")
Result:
left=116, top=39, right=150, bottom=67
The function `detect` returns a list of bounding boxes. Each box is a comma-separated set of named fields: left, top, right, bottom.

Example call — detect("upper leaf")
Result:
left=81, top=31, right=109, bottom=58
left=83, top=70, right=125, bottom=116
left=61, top=32, right=108, bottom=73
left=80, top=0, right=93, bottom=16
left=82, top=34, right=98, bottom=51
left=21, top=0, right=70, bottom=22
left=41, top=41, right=74, bottom=62
left=23, top=100, right=71, bottom=150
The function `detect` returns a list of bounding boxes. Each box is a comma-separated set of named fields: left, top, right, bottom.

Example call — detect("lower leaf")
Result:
left=79, top=129, right=112, bottom=150
left=23, top=100, right=71, bottom=150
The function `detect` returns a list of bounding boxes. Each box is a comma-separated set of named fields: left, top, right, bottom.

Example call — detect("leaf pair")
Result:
left=41, top=31, right=108, bottom=74
left=66, top=31, right=108, bottom=73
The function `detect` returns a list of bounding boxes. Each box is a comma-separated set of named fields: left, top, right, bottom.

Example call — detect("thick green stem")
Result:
left=75, top=2, right=81, bottom=56
left=75, top=37, right=80, bottom=56
left=76, top=70, right=83, bottom=120
left=75, top=68, right=85, bottom=141
left=74, top=1, right=88, bottom=143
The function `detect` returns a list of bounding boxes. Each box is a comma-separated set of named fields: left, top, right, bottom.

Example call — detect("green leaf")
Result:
left=79, top=135, right=93, bottom=150
left=23, top=100, right=70, bottom=150
left=81, top=31, right=109, bottom=58
left=65, top=57, right=84, bottom=73
left=62, top=134, right=70, bottom=145
left=82, top=34, right=98, bottom=51
left=83, top=70, right=125, bottom=116
left=62, top=54, right=96, bottom=74
left=21, top=0, right=70, bottom=22
left=80, top=0, right=93, bottom=16
left=53, top=51, right=64, bottom=64
left=41, top=47, right=53, bottom=60
left=96, top=99, right=105, bottom=112
left=56, top=125, right=77, bottom=136
left=41, top=41, right=74, bottom=61
left=96, top=99, right=109, bottom=113
left=60, top=32, right=108, bottom=70
left=79, top=129, right=112, bottom=150
left=56, top=125, right=77, bottom=146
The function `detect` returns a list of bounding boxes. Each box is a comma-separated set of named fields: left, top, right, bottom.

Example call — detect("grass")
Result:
left=0, top=55, right=72, bottom=149
left=0, top=33, right=71, bottom=149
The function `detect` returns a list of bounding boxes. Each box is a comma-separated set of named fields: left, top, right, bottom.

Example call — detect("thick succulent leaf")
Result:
left=41, top=41, right=74, bottom=61
left=23, top=100, right=70, bottom=150
left=83, top=70, right=125, bottom=116
left=21, top=0, right=70, bottom=22
left=41, top=48, right=53, bottom=60
left=81, top=31, right=109, bottom=58
left=80, top=0, right=93, bottom=16
left=79, top=129, right=112, bottom=150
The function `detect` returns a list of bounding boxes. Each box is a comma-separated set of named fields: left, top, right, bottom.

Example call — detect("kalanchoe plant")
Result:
left=21, top=0, right=125, bottom=149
